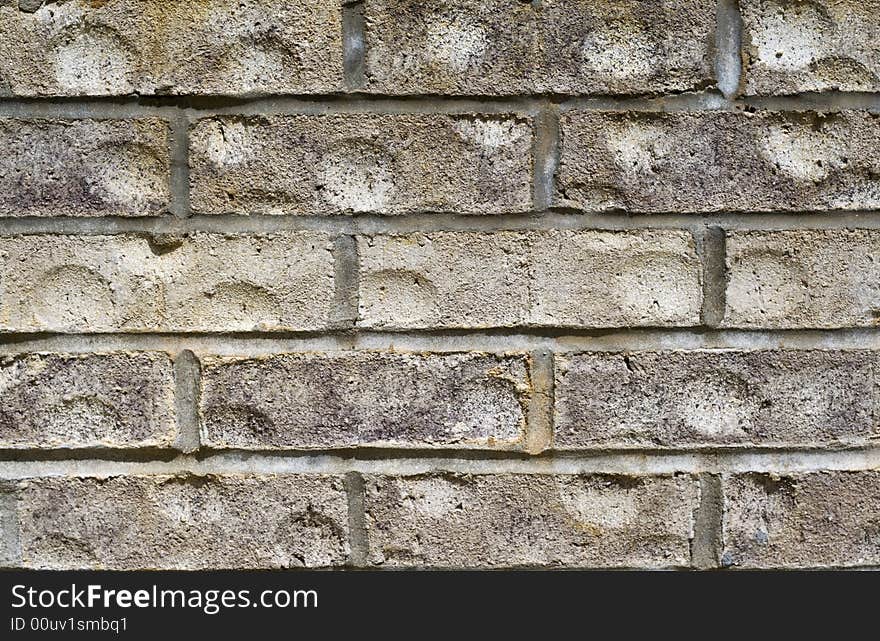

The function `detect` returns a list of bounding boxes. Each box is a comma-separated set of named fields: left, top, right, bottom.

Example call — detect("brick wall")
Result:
left=0, top=0, right=878, bottom=570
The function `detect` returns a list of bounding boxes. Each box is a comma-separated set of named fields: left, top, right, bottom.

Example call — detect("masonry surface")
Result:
left=0, top=0, right=879, bottom=570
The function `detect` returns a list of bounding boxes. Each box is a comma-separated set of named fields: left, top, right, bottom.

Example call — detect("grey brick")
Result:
left=0, top=0, right=342, bottom=96
left=357, top=230, right=702, bottom=329
left=363, top=0, right=716, bottom=95
left=16, top=475, right=349, bottom=569
left=741, top=0, right=880, bottom=95
left=200, top=352, right=531, bottom=450
left=0, top=352, right=177, bottom=449
left=0, top=118, right=170, bottom=217
left=724, top=230, right=880, bottom=329
left=722, top=471, right=880, bottom=568
left=364, top=473, right=699, bottom=568
left=555, top=350, right=878, bottom=449
left=189, top=114, right=534, bottom=215
left=557, top=111, right=880, bottom=213
left=0, top=232, right=335, bottom=333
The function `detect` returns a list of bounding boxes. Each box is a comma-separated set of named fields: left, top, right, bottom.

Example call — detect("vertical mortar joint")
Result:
left=532, top=104, right=560, bottom=212
left=170, top=109, right=192, bottom=219
left=700, top=226, right=727, bottom=328
left=344, top=471, right=369, bottom=568
left=525, top=350, right=554, bottom=455
left=716, top=0, right=744, bottom=100
left=343, top=0, right=366, bottom=91
left=173, top=349, right=201, bottom=454
left=331, top=234, right=360, bottom=330
left=691, top=473, right=723, bottom=570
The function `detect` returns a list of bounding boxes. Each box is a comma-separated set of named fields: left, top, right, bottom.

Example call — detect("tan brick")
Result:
left=363, top=0, right=716, bottom=95
left=0, top=232, right=335, bottom=333
left=0, top=352, right=176, bottom=449
left=557, top=111, right=880, bottom=213
left=357, top=230, right=702, bottom=329
left=0, top=0, right=342, bottom=96
left=189, top=114, right=534, bottom=215
left=741, top=0, right=880, bottom=95
left=724, top=230, right=880, bottom=329
left=364, top=473, right=699, bottom=568
left=200, top=352, right=531, bottom=450
left=0, top=118, right=170, bottom=217
left=722, top=471, right=880, bottom=568
left=16, top=475, right=349, bottom=569
left=555, top=350, right=878, bottom=449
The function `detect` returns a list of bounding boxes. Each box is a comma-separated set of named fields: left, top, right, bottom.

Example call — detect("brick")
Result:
left=357, top=230, right=702, bottom=329
left=741, top=0, right=880, bottom=95
left=0, top=232, right=335, bottom=333
left=362, top=0, right=716, bottom=95
left=722, top=471, right=880, bottom=568
left=189, top=114, right=533, bottom=215
left=555, top=350, right=878, bottom=449
left=0, top=0, right=342, bottom=96
left=557, top=111, right=880, bottom=213
left=0, top=118, right=170, bottom=217
left=364, top=473, right=699, bottom=568
left=724, top=230, right=880, bottom=329
left=16, top=475, right=349, bottom=569
left=200, top=352, right=530, bottom=450
left=0, top=352, right=176, bottom=449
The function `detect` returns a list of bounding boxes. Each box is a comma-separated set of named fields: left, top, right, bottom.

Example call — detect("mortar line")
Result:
left=173, top=350, right=201, bottom=453
left=525, top=350, right=554, bottom=454
left=170, top=108, right=191, bottom=218
left=691, top=473, right=723, bottom=570
left=8, top=210, right=880, bottom=236
left=700, top=226, right=728, bottom=328
left=1, top=447, right=880, bottom=478
left=0, top=92, right=876, bottom=117
left=715, top=0, right=743, bottom=100
left=331, top=235, right=361, bottom=330
left=344, top=471, right=369, bottom=567
left=342, top=0, right=366, bottom=91
left=531, top=103, right=560, bottom=210
left=10, top=328, right=880, bottom=355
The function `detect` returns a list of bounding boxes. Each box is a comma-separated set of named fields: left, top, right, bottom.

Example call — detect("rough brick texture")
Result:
left=363, top=0, right=716, bottom=96
left=358, top=230, right=702, bottom=329
left=364, top=473, right=699, bottom=568
left=725, top=230, right=880, bottom=328
left=557, top=111, right=880, bottom=213
left=722, top=472, right=880, bottom=568
left=0, top=118, right=171, bottom=217
left=741, top=0, right=880, bottom=95
left=189, top=114, right=534, bottom=215
left=0, top=232, right=335, bottom=333
left=16, top=475, right=350, bottom=569
left=0, top=352, right=176, bottom=449
left=2, top=0, right=878, bottom=573
left=200, top=352, right=531, bottom=450
left=0, top=0, right=342, bottom=96
left=555, top=350, right=879, bottom=449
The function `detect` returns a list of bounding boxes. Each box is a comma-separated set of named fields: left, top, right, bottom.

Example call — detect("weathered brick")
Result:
left=741, top=0, right=880, bottom=95
left=200, top=352, right=531, bottom=450
left=557, top=111, right=880, bottom=213
left=0, top=232, right=335, bottom=333
left=555, top=350, right=878, bottom=449
left=363, top=0, right=716, bottom=95
left=722, top=471, right=880, bottom=568
left=189, top=114, right=533, bottom=215
left=724, top=230, right=880, bottom=329
left=364, top=473, right=699, bottom=568
left=0, top=352, right=176, bottom=449
left=357, top=230, right=702, bottom=329
left=16, top=475, right=349, bottom=569
left=0, top=0, right=342, bottom=96
left=0, top=118, right=170, bottom=217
